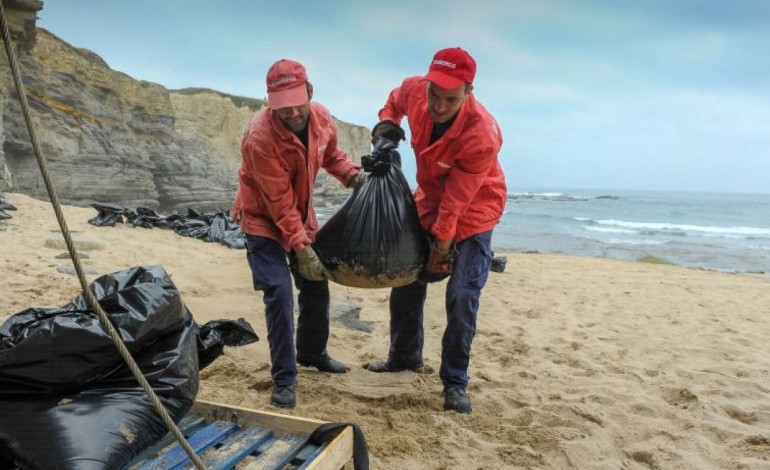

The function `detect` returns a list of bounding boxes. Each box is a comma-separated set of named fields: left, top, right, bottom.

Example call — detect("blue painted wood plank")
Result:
left=128, top=416, right=207, bottom=467
left=295, top=443, right=327, bottom=469
left=137, top=421, right=237, bottom=470
left=246, top=433, right=309, bottom=470
left=202, top=426, right=273, bottom=470
left=293, top=443, right=320, bottom=462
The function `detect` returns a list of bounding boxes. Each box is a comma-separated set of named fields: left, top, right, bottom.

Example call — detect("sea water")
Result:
left=316, top=188, right=770, bottom=273
left=494, top=189, right=770, bottom=273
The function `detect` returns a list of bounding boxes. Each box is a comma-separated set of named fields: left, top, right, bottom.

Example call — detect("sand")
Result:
left=2, top=192, right=770, bottom=469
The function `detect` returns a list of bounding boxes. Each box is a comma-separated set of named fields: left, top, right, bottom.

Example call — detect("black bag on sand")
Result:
left=88, top=202, right=133, bottom=226
left=314, top=140, right=429, bottom=288
left=0, top=265, right=258, bottom=470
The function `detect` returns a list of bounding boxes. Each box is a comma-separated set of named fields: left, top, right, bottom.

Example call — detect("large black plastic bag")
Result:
left=0, top=265, right=258, bottom=470
left=1, top=196, right=16, bottom=221
left=88, top=202, right=133, bottom=226
left=314, top=141, right=428, bottom=288
left=205, top=210, right=246, bottom=249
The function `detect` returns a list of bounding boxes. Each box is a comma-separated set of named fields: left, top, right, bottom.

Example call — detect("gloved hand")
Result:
left=295, top=245, right=326, bottom=281
left=347, top=171, right=367, bottom=189
left=418, top=239, right=456, bottom=283
left=371, top=137, right=397, bottom=161
left=371, top=120, right=405, bottom=146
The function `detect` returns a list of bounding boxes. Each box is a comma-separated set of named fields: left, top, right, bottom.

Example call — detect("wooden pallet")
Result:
left=128, top=400, right=354, bottom=470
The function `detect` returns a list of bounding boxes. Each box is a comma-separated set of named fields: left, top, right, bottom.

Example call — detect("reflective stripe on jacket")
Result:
left=378, top=76, right=507, bottom=242
left=235, top=102, right=361, bottom=252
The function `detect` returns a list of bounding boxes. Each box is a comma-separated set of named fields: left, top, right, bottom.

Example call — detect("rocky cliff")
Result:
left=0, top=1, right=371, bottom=211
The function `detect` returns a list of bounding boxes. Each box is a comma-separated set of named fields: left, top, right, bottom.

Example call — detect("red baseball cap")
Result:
left=424, top=47, right=476, bottom=89
left=266, top=59, right=309, bottom=109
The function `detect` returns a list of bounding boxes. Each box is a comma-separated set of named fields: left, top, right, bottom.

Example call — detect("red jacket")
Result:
left=234, top=102, right=361, bottom=252
left=378, top=76, right=506, bottom=242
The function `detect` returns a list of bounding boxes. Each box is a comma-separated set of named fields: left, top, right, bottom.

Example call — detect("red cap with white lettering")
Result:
left=266, top=59, right=309, bottom=109
left=424, top=47, right=476, bottom=89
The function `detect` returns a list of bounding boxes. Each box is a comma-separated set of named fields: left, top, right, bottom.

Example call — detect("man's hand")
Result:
left=371, top=120, right=405, bottom=146
left=425, top=238, right=454, bottom=276
left=347, top=171, right=367, bottom=189
left=295, top=245, right=326, bottom=281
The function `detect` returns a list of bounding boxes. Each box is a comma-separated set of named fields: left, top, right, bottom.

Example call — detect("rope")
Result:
left=0, top=4, right=206, bottom=469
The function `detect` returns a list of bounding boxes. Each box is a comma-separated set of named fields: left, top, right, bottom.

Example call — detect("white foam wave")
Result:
left=603, top=238, right=667, bottom=246
left=508, top=192, right=610, bottom=202
left=583, top=226, right=636, bottom=234
left=595, top=219, right=770, bottom=237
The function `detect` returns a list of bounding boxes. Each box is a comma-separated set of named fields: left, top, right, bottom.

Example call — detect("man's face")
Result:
left=426, top=82, right=471, bottom=124
left=275, top=101, right=311, bottom=132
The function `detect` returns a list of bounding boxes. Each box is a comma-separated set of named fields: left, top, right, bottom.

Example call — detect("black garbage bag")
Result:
left=0, top=197, right=16, bottom=211
left=0, top=265, right=258, bottom=470
left=131, top=207, right=167, bottom=229
left=173, top=218, right=210, bottom=239
left=88, top=202, right=132, bottom=227
left=220, top=226, right=247, bottom=249
left=314, top=140, right=428, bottom=288
left=197, top=318, right=257, bottom=368
left=206, top=211, right=246, bottom=249
left=490, top=255, right=507, bottom=273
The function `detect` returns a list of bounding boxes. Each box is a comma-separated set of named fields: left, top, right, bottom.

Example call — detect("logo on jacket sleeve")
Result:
left=318, top=143, right=328, bottom=154
left=437, top=161, right=451, bottom=169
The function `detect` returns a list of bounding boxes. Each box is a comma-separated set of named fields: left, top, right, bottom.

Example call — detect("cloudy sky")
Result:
left=37, top=0, right=770, bottom=194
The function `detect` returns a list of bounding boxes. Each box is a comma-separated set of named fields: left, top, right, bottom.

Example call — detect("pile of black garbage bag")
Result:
left=88, top=203, right=246, bottom=249
left=0, top=265, right=258, bottom=470
left=0, top=195, right=16, bottom=221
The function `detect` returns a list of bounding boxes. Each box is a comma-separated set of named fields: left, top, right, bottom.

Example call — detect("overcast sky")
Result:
left=37, top=0, right=770, bottom=194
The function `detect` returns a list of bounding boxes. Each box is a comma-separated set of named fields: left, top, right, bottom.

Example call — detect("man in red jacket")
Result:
left=364, top=47, right=507, bottom=414
left=235, top=59, right=364, bottom=409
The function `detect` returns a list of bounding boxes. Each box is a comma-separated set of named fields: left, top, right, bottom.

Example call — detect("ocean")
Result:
left=316, top=188, right=770, bottom=274
left=494, top=189, right=770, bottom=273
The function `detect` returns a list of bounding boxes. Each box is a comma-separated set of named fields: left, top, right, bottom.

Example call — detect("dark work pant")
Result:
left=245, top=235, right=331, bottom=387
left=388, top=230, right=494, bottom=389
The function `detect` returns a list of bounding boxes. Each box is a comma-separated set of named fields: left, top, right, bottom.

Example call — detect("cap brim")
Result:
left=424, top=71, right=464, bottom=90
left=267, top=85, right=308, bottom=109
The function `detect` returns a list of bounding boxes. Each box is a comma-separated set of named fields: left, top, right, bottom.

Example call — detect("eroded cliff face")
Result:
left=0, top=0, right=42, bottom=192
left=0, top=6, right=371, bottom=211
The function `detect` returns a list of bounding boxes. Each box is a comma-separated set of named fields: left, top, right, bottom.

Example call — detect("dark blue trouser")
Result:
left=388, top=230, right=494, bottom=389
left=245, top=235, right=331, bottom=387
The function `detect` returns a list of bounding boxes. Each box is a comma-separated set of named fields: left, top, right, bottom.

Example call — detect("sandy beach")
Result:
left=2, top=192, right=770, bottom=469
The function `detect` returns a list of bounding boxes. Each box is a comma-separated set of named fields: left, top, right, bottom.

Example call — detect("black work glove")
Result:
left=371, top=138, right=397, bottom=161
left=418, top=239, right=458, bottom=284
left=371, top=120, right=405, bottom=146
left=362, top=138, right=402, bottom=174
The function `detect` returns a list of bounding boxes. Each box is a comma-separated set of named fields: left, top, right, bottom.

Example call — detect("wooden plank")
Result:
left=128, top=416, right=207, bottom=469
left=300, top=426, right=354, bottom=470
left=190, top=400, right=325, bottom=435
left=295, top=443, right=327, bottom=469
left=137, top=421, right=237, bottom=470
left=242, top=433, right=308, bottom=470
left=293, top=443, right=322, bottom=464
left=201, top=426, right=272, bottom=470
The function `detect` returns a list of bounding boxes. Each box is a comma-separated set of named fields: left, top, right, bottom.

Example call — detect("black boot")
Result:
left=443, top=387, right=472, bottom=414
left=297, top=354, right=348, bottom=373
left=363, top=359, right=424, bottom=373
left=271, top=384, right=296, bottom=409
